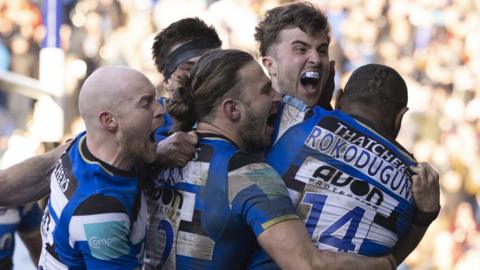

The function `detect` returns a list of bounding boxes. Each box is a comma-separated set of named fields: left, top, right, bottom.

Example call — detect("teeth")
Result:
left=303, top=71, right=320, bottom=79
left=300, top=71, right=320, bottom=86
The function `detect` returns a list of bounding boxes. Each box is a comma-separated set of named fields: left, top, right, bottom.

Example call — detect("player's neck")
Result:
left=85, top=134, right=135, bottom=172
left=343, top=106, right=395, bottom=139
left=196, top=121, right=243, bottom=150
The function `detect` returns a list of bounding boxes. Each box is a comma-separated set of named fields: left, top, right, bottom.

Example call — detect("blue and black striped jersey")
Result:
left=39, top=133, right=146, bottom=270
left=268, top=95, right=416, bottom=254
left=249, top=95, right=417, bottom=269
left=143, top=134, right=298, bottom=270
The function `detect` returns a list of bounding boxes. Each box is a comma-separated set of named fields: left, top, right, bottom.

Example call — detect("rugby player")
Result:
left=145, top=48, right=395, bottom=269
left=250, top=2, right=440, bottom=268
left=152, top=18, right=221, bottom=167
left=144, top=17, right=222, bottom=268
left=38, top=66, right=164, bottom=269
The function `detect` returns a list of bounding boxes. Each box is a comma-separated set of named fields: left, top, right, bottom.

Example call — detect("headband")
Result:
left=163, top=38, right=219, bottom=80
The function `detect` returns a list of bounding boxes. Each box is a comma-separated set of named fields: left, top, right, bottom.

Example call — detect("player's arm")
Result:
left=392, top=162, right=440, bottom=264
left=258, top=219, right=395, bottom=270
left=0, top=143, right=68, bottom=206
left=153, top=131, right=198, bottom=168
left=17, top=203, right=43, bottom=265
left=232, top=162, right=394, bottom=270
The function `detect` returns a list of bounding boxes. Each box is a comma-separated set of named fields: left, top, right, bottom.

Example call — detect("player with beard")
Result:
left=250, top=2, right=440, bottom=268
left=145, top=48, right=396, bottom=269
left=38, top=67, right=164, bottom=269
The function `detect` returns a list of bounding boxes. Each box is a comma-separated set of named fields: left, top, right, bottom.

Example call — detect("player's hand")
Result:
left=155, top=131, right=198, bottom=167
left=411, top=162, right=440, bottom=213
left=316, top=60, right=335, bottom=110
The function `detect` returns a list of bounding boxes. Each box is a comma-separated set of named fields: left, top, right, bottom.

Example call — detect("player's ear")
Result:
left=99, top=111, right=118, bottom=130
left=222, top=98, right=241, bottom=121
left=393, top=106, right=408, bottom=138
left=262, top=56, right=276, bottom=77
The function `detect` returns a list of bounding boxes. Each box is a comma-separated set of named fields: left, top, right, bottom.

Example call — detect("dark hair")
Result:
left=152, top=18, right=222, bottom=74
left=167, top=49, right=254, bottom=131
left=342, top=64, right=408, bottom=126
left=255, top=2, right=331, bottom=56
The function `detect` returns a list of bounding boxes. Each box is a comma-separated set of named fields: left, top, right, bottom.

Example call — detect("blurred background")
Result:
left=1, top=0, right=479, bottom=269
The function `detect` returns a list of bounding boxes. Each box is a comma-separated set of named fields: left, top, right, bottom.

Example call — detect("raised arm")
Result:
left=392, top=162, right=440, bottom=264
left=258, top=219, right=395, bottom=270
left=0, top=143, right=68, bottom=206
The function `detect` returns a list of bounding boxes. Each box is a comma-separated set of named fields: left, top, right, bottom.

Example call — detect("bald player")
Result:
left=38, top=66, right=164, bottom=269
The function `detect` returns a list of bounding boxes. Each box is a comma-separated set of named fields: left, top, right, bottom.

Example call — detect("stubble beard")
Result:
left=238, top=108, right=270, bottom=154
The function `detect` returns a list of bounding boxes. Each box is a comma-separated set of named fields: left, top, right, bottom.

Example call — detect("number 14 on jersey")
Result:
left=301, top=192, right=373, bottom=253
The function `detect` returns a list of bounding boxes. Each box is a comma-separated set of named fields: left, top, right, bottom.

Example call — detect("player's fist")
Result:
left=155, top=131, right=198, bottom=167
left=411, top=162, right=440, bottom=213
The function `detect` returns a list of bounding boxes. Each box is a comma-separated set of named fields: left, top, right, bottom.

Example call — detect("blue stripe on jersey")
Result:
left=47, top=203, right=59, bottom=223
left=176, top=254, right=210, bottom=270
left=172, top=182, right=204, bottom=210
left=359, top=239, right=390, bottom=256
left=173, top=182, right=202, bottom=194
left=200, top=138, right=237, bottom=241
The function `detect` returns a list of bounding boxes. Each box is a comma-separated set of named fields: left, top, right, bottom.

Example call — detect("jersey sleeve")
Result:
left=228, top=160, right=299, bottom=237
left=69, top=194, right=139, bottom=270
left=17, top=203, right=42, bottom=233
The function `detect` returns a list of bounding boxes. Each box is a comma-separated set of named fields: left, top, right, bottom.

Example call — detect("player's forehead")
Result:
left=276, top=27, right=328, bottom=47
left=128, top=84, right=156, bottom=102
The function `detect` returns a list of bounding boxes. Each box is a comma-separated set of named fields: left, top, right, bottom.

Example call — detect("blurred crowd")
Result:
left=1, top=0, right=479, bottom=269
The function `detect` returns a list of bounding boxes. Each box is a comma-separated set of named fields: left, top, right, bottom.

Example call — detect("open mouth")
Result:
left=300, top=71, right=320, bottom=93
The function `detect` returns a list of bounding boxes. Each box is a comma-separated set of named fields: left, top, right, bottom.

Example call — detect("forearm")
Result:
left=259, top=220, right=394, bottom=270
left=394, top=162, right=440, bottom=263
left=308, top=249, right=394, bottom=270
left=0, top=150, right=60, bottom=206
